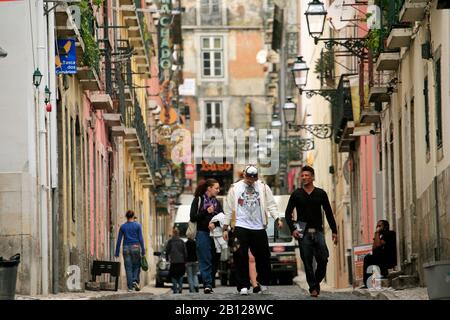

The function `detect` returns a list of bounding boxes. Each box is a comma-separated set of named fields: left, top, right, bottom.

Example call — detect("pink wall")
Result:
left=83, top=94, right=111, bottom=258
left=360, top=136, right=375, bottom=244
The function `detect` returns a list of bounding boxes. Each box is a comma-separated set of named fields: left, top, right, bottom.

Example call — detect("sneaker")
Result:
left=127, top=288, right=133, bottom=292
left=260, top=285, right=269, bottom=293
left=239, top=288, right=249, bottom=295
left=252, top=285, right=261, bottom=294
left=204, top=287, right=212, bottom=294
left=133, top=281, right=141, bottom=291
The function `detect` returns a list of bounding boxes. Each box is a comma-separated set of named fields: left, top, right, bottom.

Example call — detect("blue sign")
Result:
left=56, top=39, right=77, bottom=74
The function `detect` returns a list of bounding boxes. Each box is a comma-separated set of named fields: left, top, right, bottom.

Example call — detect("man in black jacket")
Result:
left=285, top=165, right=338, bottom=297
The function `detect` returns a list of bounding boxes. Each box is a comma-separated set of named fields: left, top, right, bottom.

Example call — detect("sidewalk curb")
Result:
left=15, top=286, right=170, bottom=300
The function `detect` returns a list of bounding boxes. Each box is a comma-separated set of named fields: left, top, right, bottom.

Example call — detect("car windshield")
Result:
left=267, top=217, right=292, bottom=242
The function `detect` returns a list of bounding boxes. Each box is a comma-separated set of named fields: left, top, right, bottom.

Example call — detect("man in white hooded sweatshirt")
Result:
left=223, top=165, right=283, bottom=295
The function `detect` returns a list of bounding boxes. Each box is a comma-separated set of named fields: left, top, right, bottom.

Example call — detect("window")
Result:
left=205, top=101, right=222, bottom=129
left=435, top=57, right=443, bottom=149
left=424, top=76, right=430, bottom=154
left=201, top=0, right=220, bottom=14
left=200, top=0, right=222, bottom=25
left=201, top=37, right=223, bottom=78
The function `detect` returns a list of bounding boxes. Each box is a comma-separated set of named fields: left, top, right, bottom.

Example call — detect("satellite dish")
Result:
left=327, top=0, right=356, bottom=31
left=256, top=49, right=268, bottom=64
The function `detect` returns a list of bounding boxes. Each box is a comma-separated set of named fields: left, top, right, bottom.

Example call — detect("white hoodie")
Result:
left=223, top=179, right=279, bottom=228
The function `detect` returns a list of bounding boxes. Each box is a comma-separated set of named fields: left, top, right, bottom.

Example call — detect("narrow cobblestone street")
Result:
left=116, top=284, right=368, bottom=300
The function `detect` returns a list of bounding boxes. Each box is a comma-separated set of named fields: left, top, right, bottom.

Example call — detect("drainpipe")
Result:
left=433, top=167, right=441, bottom=261
left=37, top=0, right=49, bottom=295
left=48, top=4, right=59, bottom=293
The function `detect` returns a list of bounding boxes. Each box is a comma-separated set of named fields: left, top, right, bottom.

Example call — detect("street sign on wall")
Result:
left=55, top=39, right=77, bottom=74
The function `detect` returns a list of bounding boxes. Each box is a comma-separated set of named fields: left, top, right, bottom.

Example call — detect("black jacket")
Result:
left=285, top=187, right=337, bottom=234
left=190, top=196, right=223, bottom=232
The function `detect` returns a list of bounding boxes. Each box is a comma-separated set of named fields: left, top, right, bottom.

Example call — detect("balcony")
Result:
left=332, top=75, right=355, bottom=153
left=338, top=121, right=355, bottom=153
left=350, top=124, right=377, bottom=137
left=118, top=1, right=152, bottom=76
left=103, top=114, right=121, bottom=127
left=386, top=27, right=412, bottom=49
left=90, top=92, right=114, bottom=112
left=376, top=51, right=401, bottom=71
left=369, top=86, right=391, bottom=103
left=360, top=109, right=381, bottom=124
left=399, top=0, right=426, bottom=23
left=119, top=93, right=157, bottom=188
left=55, top=4, right=101, bottom=91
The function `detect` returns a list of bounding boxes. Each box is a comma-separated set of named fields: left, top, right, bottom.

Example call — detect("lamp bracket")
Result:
left=289, top=137, right=315, bottom=151
left=314, top=37, right=368, bottom=60
left=300, top=88, right=336, bottom=102
left=289, top=124, right=333, bottom=139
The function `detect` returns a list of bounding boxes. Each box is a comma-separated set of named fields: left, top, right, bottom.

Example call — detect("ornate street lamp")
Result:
left=283, top=97, right=297, bottom=124
left=291, top=56, right=309, bottom=88
left=290, top=57, right=336, bottom=101
left=305, top=0, right=327, bottom=38
left=44, top=85, right=51, bottom=103
left=33, top=68, right=43, bottom=88
left=304, top=0, right=368, bottom=59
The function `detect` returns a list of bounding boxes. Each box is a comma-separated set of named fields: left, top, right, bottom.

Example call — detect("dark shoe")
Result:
left=310, top=289, right=319, bottom=297
left=133, top=281, right=141, bottom=291
left=253, top=285, right=261, bottom=294
left=204, top=287, right=212, bottom=294
left=195, top=287, right=199, bottom=293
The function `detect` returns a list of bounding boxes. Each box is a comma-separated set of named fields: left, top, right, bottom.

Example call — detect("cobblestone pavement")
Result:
left=117, top=284, right=369, bottom=300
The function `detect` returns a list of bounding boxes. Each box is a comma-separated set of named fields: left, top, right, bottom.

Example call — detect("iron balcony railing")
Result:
left=376, top=0, right=409, bottom=52
left=332, top=75, right=353, bottom=145
left=134, top=0, right=152, bottom=66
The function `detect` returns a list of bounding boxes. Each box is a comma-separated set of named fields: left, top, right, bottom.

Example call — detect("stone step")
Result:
left=392, top=275, right=419, bottom=290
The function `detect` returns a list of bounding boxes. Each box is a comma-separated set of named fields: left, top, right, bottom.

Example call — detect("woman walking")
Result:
left=114, top=210, right=145, bottom=292
left=190, top=179, right=223, bottom=294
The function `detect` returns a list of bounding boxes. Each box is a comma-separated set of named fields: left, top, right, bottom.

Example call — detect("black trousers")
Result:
left=233, top=226, right=271, bottom=290
left=363, top=253, right=388, bottom=286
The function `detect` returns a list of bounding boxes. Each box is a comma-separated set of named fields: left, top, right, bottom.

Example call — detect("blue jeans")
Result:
left=298, top=231, right=329, bottom=293
left=186, top=262, right=199, bottom=292
left=123, top=244, right=141, bottom=290
left=196, top=231, right=213, bottom=288
left=171, top=276, right=183, bottom=293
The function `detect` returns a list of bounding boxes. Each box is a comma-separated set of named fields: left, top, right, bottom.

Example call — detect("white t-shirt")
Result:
left=235, top=181, right=264, bottom=230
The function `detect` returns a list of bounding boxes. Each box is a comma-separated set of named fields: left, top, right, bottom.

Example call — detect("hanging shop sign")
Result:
left=158, top=0, right=172, bottom=79
left=55, top=39, right=77, bottom=74
left=200, top=160, right=233, bottom=172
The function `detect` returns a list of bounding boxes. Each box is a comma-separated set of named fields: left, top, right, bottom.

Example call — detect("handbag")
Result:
left=186, top=197, right=201, bottom=240
left=141, top=255, right=149, bottom=271
left=186, top=221, right=197, bottom=240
